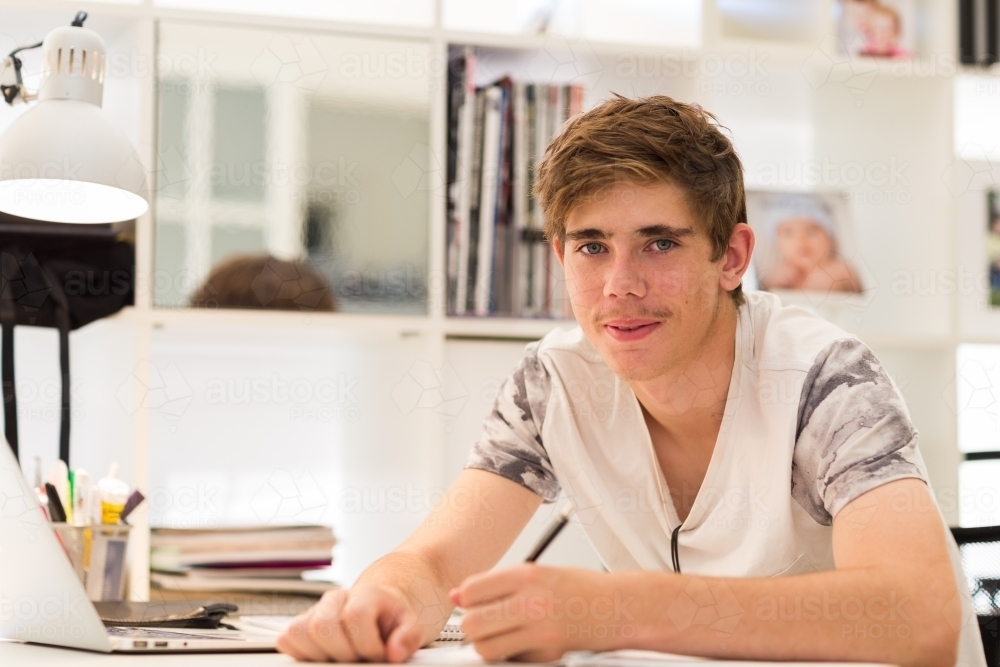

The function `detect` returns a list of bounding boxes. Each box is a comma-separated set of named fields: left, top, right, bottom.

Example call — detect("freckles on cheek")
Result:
left=565, top=267, right=603, bottom=305
left=654, top=269, right=690, bottom=299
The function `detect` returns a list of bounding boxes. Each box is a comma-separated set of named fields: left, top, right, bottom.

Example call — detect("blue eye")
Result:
left=652, top=239, right=675, bottom=252
left=581, top=243, right=604, bottom=255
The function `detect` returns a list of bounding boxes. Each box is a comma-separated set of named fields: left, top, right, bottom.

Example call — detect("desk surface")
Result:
left=0, top=641, right=894, bottom=667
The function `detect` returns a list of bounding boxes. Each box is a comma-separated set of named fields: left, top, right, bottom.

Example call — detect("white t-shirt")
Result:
left=467, top=290, right=985, bottom=667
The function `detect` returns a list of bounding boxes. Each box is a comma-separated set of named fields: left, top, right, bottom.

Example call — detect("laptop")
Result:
left=0, top=440, right=278, bottom=653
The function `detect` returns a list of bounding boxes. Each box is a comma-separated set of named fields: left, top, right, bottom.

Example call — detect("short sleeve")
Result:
left=791, top=338, right=927, bottom=526
left=464, top=342, right=561, bottom=502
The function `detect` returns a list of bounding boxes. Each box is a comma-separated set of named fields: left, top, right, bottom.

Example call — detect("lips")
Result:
left=603, top=319, right=661, bottom=342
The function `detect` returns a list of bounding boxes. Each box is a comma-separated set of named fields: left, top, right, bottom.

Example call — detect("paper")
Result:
left=410, top=645, right=484, bottom=664
left=563, top=649, right=706, bottom=665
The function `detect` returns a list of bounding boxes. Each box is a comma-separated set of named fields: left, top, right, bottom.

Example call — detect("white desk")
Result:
left=0, top=641, right=894, bottom=667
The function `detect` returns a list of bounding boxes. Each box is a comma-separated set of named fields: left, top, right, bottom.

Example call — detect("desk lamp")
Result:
left=0, top=11, right=145, bottom=464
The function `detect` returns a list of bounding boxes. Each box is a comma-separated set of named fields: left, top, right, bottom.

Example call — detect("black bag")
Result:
left=94, top=601, right=239, bottom=630
left=0, top=213, right=134, bottom=464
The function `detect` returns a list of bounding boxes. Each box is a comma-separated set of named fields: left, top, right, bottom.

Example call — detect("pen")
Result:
left=524, top=503, right=574, bottom=563
left=73, top=470, right=91, bottom=527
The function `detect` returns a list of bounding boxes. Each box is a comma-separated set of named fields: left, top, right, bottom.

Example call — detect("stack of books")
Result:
left=150, top=525, right=337, bottom=596
left=446, top=45, right=583, bottom=319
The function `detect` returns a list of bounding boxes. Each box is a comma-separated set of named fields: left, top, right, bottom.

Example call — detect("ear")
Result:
left=720, top=223, right=754, bottom=292
left=552, top=235, right=565, bottom=268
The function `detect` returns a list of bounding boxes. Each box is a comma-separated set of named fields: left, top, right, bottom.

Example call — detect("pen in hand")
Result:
left=456, top=503, right=575, bottom=646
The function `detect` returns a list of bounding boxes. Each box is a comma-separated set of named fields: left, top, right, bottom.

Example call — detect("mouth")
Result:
left=602, top=319, right=662, bottom=342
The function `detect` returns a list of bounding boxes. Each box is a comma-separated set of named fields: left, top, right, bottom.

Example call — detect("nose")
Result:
left=603, top=251, right=646, bottom=299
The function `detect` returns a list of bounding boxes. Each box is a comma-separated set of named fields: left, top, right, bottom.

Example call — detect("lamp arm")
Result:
left=1, top=42, right=42, bottom=106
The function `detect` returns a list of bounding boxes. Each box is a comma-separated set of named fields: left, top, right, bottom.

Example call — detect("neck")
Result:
left=630, top=296, right=739, bottom=437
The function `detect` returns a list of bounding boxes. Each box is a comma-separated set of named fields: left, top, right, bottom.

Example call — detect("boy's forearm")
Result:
left=615, top=566, right=959, bottom=667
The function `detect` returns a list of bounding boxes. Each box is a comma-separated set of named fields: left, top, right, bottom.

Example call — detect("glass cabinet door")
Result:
left=154, top=22, right=432, bottom=314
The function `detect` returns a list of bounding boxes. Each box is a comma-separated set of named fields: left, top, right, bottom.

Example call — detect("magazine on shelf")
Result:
left=449, top=46, right=477, bottom=315
left=446, top=46, right=583, bottom=319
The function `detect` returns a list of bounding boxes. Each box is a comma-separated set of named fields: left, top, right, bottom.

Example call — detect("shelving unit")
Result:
left=3, top=0, right=996, bottom=594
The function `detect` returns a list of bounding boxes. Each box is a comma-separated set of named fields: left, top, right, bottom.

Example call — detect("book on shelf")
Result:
left=150, top=524, right=337, bottom=596
left=959, top=0, right=1000, bottom=65
left=446, top=46, right=581, bottom=319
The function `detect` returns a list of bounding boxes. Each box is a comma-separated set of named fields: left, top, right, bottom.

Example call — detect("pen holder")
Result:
left=52, top=523, right=131, bottom=602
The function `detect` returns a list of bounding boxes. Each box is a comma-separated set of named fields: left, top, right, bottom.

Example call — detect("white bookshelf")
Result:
left=0, top=0, right=990, bottom=594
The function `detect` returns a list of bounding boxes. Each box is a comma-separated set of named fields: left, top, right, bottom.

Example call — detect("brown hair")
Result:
left=533, top=94, right=746, bottom=304
left=191, top=254, right=336, bottom=311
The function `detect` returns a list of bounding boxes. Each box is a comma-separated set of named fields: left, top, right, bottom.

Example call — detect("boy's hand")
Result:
left=451, top=565, right=635, bottom=663
left=277, top=583, right=432, bottom=663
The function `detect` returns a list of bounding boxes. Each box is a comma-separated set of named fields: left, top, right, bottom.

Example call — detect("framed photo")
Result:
left=988, top=189, right=1000, bottom=308
left=837, top=0, right=916, bottom=59
left=746, top=191, right=865, bottom=296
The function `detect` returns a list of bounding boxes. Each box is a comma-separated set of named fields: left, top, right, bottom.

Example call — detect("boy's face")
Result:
left=775, top=217, right=834, bottom=272
left=554, top=181, right=744, bottom=382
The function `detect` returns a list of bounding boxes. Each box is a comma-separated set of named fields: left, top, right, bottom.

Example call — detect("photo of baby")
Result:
left=747, top=191, right=864, bottom=295
left=838, top=0, right=914, bottom=59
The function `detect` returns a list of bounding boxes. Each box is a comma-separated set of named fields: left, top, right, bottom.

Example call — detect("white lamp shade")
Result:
left=0, top=98, right=148, bottom=224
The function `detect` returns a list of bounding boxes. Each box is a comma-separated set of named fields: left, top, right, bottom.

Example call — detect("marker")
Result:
left=67, top=469, right=75, bottom=524
left=45, top=460, right=70, bottom=521
left=45, top=483, right=67, bottom=522
left=119, top=490, right=145, bottom=523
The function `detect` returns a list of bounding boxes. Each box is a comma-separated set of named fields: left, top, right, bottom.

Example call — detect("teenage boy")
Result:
left=278, top=95, right=984, bottom=667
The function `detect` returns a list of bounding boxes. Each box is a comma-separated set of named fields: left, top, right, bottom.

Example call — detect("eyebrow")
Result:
left=564, top=224, right=697, bottom=241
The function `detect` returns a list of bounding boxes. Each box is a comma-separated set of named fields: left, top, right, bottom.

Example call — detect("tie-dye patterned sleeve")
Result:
left=464, top=342, right=561, bottom=502
left=791, top=338, right=928, bottom=526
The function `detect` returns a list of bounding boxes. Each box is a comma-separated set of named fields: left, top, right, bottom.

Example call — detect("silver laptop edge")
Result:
left=0, top=441, right=276, bottom=653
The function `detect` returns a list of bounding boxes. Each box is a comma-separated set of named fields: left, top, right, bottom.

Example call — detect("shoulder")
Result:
left=791, top=336, right=924, bottom=525
left=743, top=291, right=856, bottom=371
left=796, top=337, right=912, bottom=439
left=505, top=339, right=552, bottom=426
left=532, top=325, right=614, bottom=383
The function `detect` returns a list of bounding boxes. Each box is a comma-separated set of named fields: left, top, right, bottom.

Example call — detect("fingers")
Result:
left=278, top=600, right=347, bottom=663
left=385, top=622, right=425, bottom=663
left=307, top=590, right=360, bottom=662
left=462, top=597, right=526, bottom=643
left=275, top=585, right=429, bottom=663
left=452, top=564, right=533, bottom=608
left=469, top=626, right=540, bottom=663
left=338, top=588, right=398, bottom=661
left=276, top=613, right=327, bottom=662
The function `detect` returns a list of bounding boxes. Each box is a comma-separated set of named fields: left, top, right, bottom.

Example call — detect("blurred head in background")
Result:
left=191, top=254, right=337, bottom=312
